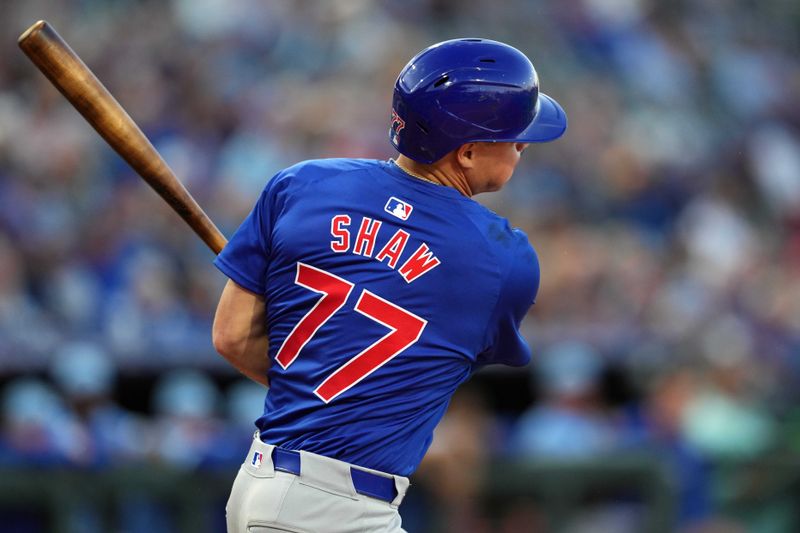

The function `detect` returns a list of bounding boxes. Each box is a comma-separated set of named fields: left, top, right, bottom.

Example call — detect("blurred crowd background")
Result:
left=1, top=0, right=800, bottom=532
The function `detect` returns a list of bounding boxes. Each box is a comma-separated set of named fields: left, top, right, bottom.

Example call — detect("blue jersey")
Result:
left=214, top=158, right=539, bottom=476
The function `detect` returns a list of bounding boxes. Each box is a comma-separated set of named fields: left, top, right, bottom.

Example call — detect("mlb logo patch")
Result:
left=385, top=197, right=413, bottom=221
left=251, top=451, right=263, bottom=469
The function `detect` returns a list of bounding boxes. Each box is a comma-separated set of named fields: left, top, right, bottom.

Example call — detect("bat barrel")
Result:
left=18, top=20, right=228, bottom=255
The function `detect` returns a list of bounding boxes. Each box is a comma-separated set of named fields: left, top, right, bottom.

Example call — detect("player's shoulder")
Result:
left=260, top=158, right=379, bottom=200
left=462, top=201, right=532, bottom=254
left=279, top=158, right=379, bottom=182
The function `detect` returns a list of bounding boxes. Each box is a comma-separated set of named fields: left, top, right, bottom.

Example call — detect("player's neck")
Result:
left=395, top=155, right=473, bottom=197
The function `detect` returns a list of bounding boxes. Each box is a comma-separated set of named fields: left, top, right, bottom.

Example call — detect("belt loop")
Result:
left=391, top=476, right=410, bottom=508
left=244, top=433, right=276, bottom=478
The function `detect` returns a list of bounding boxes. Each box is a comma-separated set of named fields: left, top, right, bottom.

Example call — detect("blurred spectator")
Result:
left=680, top=316, right=777, bottom=460
left=507, top=342, right=645, bottom=532
left=642, top=369, right=713, bottom=528
left=414, top=386, right=495, bottom=533
left=49, top=341, right=151, bottom=466
left=150, top=369, right=227, bottom=469
left=220, top=378, right=268, bottom=464
left=510, top=341, right=619, bottom=458
left=0, top=377, right=76, bottom=465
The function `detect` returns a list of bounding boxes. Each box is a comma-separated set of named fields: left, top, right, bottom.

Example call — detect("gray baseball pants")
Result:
left=226, top=435, right=410, bottom=532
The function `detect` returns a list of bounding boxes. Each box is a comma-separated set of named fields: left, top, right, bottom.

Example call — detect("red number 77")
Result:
left=275, top=263, right=427, bottom=403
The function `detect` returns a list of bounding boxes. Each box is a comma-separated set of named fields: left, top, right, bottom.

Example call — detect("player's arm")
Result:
left=476, top=232, right=539, bottom=367
left=213, top=279, right=270, bottom=387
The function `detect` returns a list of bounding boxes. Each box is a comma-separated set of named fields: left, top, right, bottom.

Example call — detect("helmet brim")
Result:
left=473, top=93, right=566, bottom=145
left=517, top=93, right=567, bottom=143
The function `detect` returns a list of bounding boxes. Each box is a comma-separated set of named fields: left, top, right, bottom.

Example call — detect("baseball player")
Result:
left=213, top=38, right=567, bottom=532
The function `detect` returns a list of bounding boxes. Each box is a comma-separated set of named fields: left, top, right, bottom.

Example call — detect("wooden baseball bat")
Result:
left=18, top=20, right=228, bottom=255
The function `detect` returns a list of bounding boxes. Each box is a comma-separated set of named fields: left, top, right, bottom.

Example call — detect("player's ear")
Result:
left=456, top=143, right=476, bottom=169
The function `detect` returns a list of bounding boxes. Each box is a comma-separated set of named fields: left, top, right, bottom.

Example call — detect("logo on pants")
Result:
left=251, top=451, right=263, bottom=468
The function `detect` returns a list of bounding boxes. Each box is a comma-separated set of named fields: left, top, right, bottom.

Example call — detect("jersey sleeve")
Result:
left=213, top=172, right=289, bottom=294
left=476, top=231, right=540, bottom=367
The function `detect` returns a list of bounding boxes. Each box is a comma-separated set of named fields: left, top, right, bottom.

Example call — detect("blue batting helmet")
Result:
left=390, top=38, right=567, bottom=164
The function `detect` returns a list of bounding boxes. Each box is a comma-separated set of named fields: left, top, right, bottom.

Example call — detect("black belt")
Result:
left=271, top=447, right=398, bottom=503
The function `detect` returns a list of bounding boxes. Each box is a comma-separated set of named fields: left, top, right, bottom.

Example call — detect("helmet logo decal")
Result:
left=390, top=109, right=405, bottom=145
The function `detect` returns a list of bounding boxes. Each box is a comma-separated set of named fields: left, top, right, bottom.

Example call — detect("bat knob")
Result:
left=18, top=20, right=48, bottom=45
